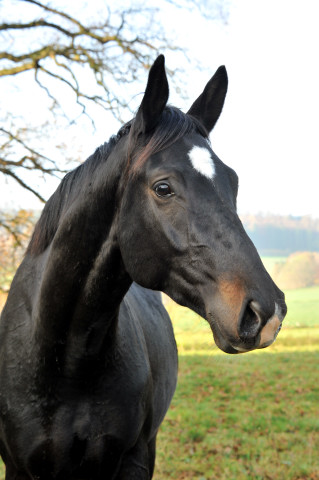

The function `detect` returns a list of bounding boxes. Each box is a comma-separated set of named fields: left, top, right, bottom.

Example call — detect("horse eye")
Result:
left=154, top=182, right=174, bottom=197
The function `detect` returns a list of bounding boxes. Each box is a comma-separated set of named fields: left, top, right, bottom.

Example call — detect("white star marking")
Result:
left=188, top=146, right=216, bottom=180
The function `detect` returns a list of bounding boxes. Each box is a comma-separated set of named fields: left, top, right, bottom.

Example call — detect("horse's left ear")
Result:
left=134, top=55, right=169, bottom=135
left=187, top=66, right=228, bottom=133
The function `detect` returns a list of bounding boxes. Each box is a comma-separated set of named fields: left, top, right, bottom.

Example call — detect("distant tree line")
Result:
left=241, top=215, right=319, bottom=255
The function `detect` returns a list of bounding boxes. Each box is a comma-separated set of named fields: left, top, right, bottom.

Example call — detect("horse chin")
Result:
left=217, top=341, right=241, bottom=355
left=213, top=334, right=260, bottom=355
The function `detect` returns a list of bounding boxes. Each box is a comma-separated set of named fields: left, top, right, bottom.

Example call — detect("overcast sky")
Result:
left=1, top=0, right=319, bottom=218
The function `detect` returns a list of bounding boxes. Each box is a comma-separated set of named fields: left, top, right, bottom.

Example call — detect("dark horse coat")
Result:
left=0, top=56, right=286, bottom=479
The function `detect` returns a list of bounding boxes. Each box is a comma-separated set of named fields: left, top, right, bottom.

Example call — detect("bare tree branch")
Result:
left=0, top=168, right=45, bottom=202
left=0, top=0, right=229, bottom=253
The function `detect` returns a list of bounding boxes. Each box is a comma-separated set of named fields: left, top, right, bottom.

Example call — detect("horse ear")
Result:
left=134, top=55, right=169, bottom=134
left=187, top=66, right=228, bottom=133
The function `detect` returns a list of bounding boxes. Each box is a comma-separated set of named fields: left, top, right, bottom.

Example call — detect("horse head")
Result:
left=118, top=55, right=287, bottom=354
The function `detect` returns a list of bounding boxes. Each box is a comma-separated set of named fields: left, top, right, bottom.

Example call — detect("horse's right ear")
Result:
left=133, top=55, right=169, bottom=135
left=187, top=66, right=228, bottom=133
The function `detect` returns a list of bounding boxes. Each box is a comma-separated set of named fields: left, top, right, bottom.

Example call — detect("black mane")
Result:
left=27, top=122, right=131, bottom=256
left=27, top=107, right=207, bottom=256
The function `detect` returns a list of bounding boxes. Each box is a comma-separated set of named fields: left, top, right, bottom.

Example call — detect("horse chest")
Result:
left=1, top=339, right=153, bottom=476
left=6, top=379, right=151, bottom=479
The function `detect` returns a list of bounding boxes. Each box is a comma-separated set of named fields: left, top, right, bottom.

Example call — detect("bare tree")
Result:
left=0, top=0, right=229, bottom=264
left=1, top=0, right=174, bottom=200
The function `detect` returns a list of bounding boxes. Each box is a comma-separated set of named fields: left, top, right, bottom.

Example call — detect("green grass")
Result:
left=1, top=279, right=319, bottom=479
left=153, top=302, right=319, bottom=479
left=284, top=286, right=319, bottom=327
left=155, top=348, right=319, bottom=479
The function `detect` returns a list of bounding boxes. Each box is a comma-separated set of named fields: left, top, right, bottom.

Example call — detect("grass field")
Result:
left=1, top=266, right=319, bottom=479
left=284, top=286, right=319, bottom=327
left=153, top=302, right=319, bottom=480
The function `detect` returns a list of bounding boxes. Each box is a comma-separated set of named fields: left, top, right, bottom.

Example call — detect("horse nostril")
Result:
left=238, top=301, right=262, bottom=341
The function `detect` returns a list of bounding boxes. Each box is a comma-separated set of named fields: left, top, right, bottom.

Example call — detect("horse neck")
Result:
left=32, top=149, right=132, bottom=376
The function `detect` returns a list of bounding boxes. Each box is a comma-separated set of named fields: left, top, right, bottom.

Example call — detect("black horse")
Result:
left=0, top=55, right=286, bottom=479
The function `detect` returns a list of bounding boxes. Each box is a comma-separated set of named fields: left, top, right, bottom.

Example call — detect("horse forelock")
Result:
left=127, top=106, right=208, bottom=175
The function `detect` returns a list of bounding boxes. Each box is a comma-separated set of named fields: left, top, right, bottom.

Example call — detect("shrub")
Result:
left=273, top=251, right=319, bottom=289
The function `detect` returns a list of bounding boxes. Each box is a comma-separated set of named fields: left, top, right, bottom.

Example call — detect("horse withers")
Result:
left=0, top=55, right=287, bottom=479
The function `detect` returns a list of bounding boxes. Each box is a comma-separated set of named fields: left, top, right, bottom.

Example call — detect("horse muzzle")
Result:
left=207, top=297, right=287, bottom=355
